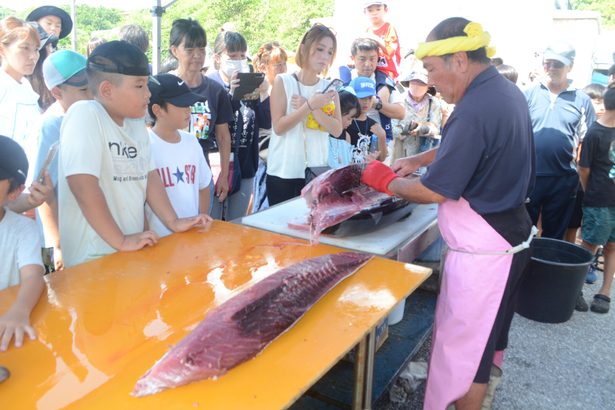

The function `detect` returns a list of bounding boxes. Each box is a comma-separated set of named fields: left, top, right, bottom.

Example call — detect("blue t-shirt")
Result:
left=34, top=103, right=63, bottom=188
left=421, top=66, right=535, bottom=214
left=524, top=82, right=596, bottom=176
left=34, top=103, right=63, bottom=247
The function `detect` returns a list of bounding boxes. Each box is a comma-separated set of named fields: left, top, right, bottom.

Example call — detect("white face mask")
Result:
left=222, top=58, right=249, bottom=78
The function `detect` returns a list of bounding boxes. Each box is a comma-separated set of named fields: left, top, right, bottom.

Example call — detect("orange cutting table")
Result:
left=0, top=221, right=430, bottom=409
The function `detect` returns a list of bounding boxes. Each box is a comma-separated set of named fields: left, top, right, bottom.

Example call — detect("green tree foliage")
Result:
left=122, top=0, right=334, bottom=61
left=8, top=1, right=333, bottom=60
left=571, top=0, right=615, bottom=27
left=0, top=7, right=16, bottom=19
left=69, top=4, right=124, bottom=55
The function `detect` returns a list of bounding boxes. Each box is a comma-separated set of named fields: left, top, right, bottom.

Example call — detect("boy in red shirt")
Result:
left=364, top=1, right=401, bottom=80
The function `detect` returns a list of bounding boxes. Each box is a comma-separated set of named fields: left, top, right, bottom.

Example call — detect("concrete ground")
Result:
left=379, top=278, right=615, bottom=409
left=495, top=278, right=615, bottom=409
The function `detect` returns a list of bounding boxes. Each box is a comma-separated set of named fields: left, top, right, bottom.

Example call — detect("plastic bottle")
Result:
left=369, top=134, right=379, bottom=153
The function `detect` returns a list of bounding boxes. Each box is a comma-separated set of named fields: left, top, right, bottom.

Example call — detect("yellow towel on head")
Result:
left=415, top=22, right=496, bottom=60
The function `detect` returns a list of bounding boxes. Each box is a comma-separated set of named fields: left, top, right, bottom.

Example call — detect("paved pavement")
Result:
left=379, top=278, right=615, bottom=409
left=495, top=279, right=615, bottom=409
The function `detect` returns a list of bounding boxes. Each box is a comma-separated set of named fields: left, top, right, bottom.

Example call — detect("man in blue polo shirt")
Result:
left=524, top=41, right=596, bottom=240
left=360, top=17, right=535, bottom=409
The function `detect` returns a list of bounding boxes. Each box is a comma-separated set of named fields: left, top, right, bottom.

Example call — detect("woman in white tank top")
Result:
left=266, top=24, right=342, bottom=206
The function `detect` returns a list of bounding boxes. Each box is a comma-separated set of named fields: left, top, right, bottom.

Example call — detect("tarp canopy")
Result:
left=151, top=0, right=177, bottom=74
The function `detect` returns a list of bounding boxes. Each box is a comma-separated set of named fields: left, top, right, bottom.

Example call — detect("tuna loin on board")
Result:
left=301, top=164, right=392, bottom=240
left=132, top=252, right=372, bottom=397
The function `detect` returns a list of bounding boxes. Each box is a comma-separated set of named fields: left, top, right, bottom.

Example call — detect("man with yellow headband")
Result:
left=360, top=17, right=535, bottom=409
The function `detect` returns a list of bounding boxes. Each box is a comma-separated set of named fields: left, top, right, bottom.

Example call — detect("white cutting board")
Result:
left=240, top=198, right=438, bottom=256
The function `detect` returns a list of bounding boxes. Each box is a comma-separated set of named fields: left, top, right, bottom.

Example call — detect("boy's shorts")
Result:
left=582, top=206, right=615, bottom=245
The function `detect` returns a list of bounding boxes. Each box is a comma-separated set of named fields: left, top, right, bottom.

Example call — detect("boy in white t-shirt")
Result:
left=58, top=41, right=211, bottom=268
left=0, top=136, right=45, bottom=351
left=146, top=73, right=212, bottom=237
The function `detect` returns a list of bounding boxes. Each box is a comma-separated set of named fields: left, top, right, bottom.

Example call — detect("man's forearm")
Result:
left=389, top=177, right=446, bottom=204
left=379, top=102, right=405, bottom=120
left=417, top=148, right=438, bottom=167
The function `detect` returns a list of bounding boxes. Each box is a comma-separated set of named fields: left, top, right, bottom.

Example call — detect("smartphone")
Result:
left=232, top=72, right=265, bottom=101
left=322, top=78, right=344, bottom=93
left=37, top=141, right=59, bottom=183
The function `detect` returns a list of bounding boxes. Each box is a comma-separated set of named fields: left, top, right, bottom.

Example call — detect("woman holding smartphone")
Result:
left=266, top=24, right=342, bottom=206
left=208, top=30, right=268, bottom=219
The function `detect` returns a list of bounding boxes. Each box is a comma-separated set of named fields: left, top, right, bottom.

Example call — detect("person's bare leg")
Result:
left=454, top=383, right=488, bottom=410
left=597, top=242, right=615, bottom=297
left=564, top=227, right=579, bottom=244
left=580, top=240, right=599, bottom=256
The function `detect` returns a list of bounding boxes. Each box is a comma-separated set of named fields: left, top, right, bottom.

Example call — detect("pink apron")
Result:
left=424, top=198, right=532, bottom=409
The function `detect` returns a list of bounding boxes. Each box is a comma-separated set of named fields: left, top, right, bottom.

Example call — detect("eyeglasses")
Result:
left=543, top=60, right=565, bottom=69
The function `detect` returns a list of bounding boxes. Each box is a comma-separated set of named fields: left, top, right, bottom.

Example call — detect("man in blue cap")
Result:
left=524, top=41, right=596, bottom=243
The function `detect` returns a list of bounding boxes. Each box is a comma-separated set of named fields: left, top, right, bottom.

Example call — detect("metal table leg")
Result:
left=353, top=328, right=376, bottom=410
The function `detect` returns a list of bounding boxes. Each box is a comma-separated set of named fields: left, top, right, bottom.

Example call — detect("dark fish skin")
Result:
left=131, top=252, right=372, bottom=397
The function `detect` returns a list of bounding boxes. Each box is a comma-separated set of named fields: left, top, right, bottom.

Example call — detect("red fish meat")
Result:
left=301, top=165, right=391, bottom=240
left=131, top=251, right=372, bottom=397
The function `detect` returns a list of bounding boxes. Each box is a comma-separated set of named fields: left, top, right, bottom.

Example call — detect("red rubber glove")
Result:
left=360, top=161, right=398, bottom=195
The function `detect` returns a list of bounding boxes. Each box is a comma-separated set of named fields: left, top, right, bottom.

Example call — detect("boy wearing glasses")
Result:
left=524, top=41, right=595, bottom=243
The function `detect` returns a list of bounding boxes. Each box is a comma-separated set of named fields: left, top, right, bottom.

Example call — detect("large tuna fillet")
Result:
left=132, top=252, right=372, bottom=397
left=301, top=165, right=408, bottom=240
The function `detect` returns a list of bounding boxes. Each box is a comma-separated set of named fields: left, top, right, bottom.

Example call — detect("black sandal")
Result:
left=590, top=294, right=611, bottom=314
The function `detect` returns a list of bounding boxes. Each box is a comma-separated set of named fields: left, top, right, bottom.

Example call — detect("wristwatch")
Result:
left=374, top=96, right=383, bottom=111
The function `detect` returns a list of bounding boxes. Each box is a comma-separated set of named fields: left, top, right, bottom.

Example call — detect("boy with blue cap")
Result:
left=347, top=76, right=387, bottom=161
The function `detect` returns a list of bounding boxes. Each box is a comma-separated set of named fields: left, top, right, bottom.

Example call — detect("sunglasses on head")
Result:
left=310, top=23, right=337, bottom=37
left=543, top=60, right=565, bottom=69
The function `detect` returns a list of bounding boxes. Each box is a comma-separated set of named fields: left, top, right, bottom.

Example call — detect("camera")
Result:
left=416, top=125, right=430, bottom=136
left=401, top=121, right=419, bottom=135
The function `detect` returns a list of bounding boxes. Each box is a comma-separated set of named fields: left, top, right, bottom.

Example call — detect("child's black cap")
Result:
left=148, top=74, right=201, bottom=107
left=0, top=136, right=28, bottom=185
left=26, top=5, right=73, bottom=39
left=87, top=40, right=149, bottom=76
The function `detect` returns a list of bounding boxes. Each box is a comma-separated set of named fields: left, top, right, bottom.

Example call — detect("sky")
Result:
left=2, top=0, right=154, bottom=11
